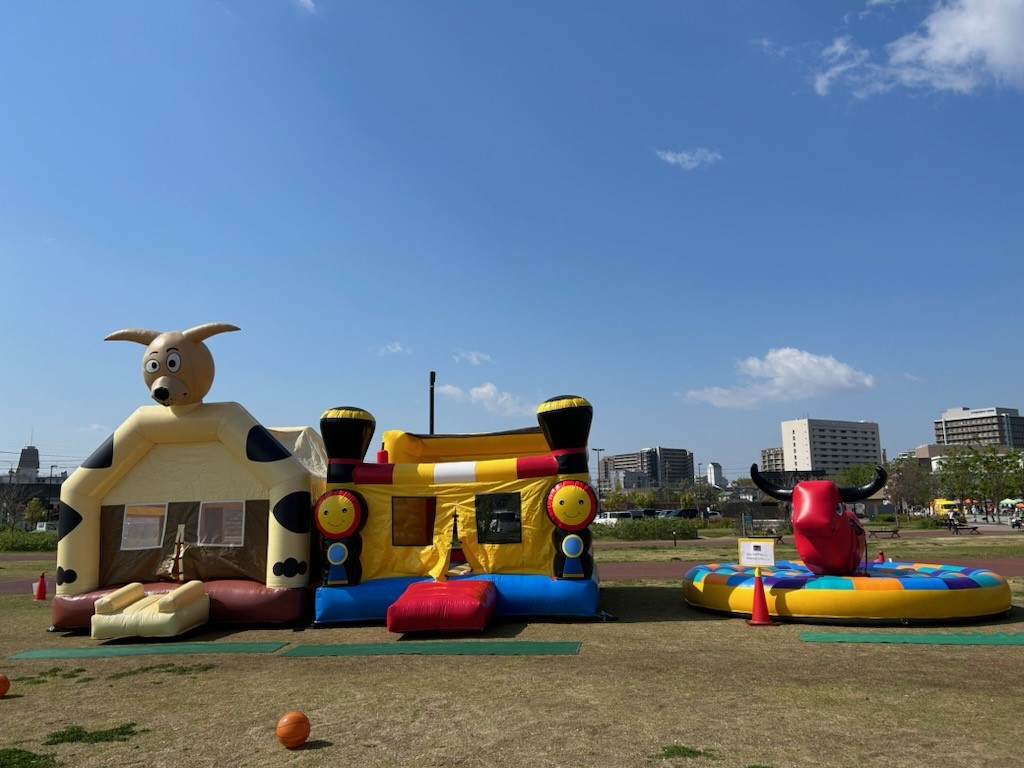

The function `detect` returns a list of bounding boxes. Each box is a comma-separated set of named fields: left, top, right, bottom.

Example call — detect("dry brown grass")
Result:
left=2, top=577, right=1024, bottom=768
left=0, top=558, right=54, bottom=581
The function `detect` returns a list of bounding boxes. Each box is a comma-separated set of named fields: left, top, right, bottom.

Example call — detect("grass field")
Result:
left=2, top=543, right=1023, bottom=767
left=591, top=534, right=1024, bottom=563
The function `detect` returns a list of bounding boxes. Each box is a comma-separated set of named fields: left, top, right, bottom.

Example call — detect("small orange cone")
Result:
left=875, top=551, right=885, bottom=563
left=747, top=567, right=778, bottom=627
left=34, top=572, right=47, bottom=601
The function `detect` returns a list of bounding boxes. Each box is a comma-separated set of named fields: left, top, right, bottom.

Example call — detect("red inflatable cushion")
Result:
left=386, top=580, right=497, bottom=633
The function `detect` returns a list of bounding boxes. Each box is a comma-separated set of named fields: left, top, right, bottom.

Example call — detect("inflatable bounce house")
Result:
left=683, top=466, right=1011, bottom=624
left=312, top=395, right=600, bottom=632
left=51, top=324, right=326, bottom=639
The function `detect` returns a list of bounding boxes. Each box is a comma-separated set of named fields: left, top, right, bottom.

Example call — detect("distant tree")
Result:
left=934, top=446, right=978, bottom=509
left=830, top=464, right=879, bottom=488
left=884, top=456, right=935, bottom=520
left=22, top=498, right=48, bottom=527
left=731, top=478, right=756, bottom=489
left=972, top=445, right=1023, bottom=522
left=0, top=481, right=33, bottom=529
left=600, top=489, right=656, bottom=511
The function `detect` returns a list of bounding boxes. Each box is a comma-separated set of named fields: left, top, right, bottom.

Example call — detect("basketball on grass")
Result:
left=276, top=710, right=310, bottom=749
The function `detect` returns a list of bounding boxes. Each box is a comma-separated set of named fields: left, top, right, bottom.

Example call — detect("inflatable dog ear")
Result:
left=106, top=323, right=240, bottom=407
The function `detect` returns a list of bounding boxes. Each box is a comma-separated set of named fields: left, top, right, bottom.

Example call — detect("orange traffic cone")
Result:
left=34, top=572, right=47, bottom=601
left=875, top=551, right=885, bottom=563
left=747, top=567, right=778, bottom=627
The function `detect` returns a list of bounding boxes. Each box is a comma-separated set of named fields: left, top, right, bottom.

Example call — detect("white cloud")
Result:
left=814, top=36, right=872, bottom=95
left=378, top=341, right=412, bottom=356
left=77, top=423, right=110, bottom=434
left=682, top=348, right=875, bottom=409
left=813, top=0, right=1024, bottom=97
left=752, top=37, right=795, bottom=58
left=887, top=0, right=1024, bottom=91
left=453, top=349, right=493, bottom=365
left=655, top=148, right=722, bottom=171
left=468, top=383, right=533, bottom=416
left=437, top=382, right=533, bottom=417
left=436, top=383, right=466, bottom=401
left=294, top=0, right=318, bottom=14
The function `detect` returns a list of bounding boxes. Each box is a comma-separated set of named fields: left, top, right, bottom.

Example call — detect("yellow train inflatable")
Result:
left=313, top=396, right=600, bottom=631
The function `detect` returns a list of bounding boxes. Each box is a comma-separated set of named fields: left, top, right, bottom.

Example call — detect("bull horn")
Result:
left=839, top=466, right=888, bottom=503
left=750, top=464, right=792, bottom=502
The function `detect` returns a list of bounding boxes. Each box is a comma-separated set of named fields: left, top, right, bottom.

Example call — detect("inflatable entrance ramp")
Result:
left=90, top=581, right=210, bottom=641
left=386, top=580, right=497, bottom=633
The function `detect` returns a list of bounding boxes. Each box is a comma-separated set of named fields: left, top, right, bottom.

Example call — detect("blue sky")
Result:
left=2, top=1, right=1022, bottom=484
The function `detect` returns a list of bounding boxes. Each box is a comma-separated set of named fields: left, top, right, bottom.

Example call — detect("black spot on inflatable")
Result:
left=245, top=425, right=291, bottom=463
left=272, top=558, right=307, bottom=578
left=57, top=503, right=83, bottom=541
left=273, top=491, right=312, bottom=534
left=56, top=567, right=77, bottom=586
left=82, top=435, right=115, bottom=469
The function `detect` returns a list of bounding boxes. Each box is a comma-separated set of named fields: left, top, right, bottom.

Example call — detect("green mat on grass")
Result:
left=9, top=642, right=288, bottom=659
left=281, top=641, right=581, bottom=657
left=800, top=632, right=1024, bottom=645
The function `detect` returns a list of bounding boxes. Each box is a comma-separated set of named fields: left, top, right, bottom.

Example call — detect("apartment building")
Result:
left=760, top=447, right=785, bottom=472
left=934, top=406, right=1024, bottom=449
left=780, top=418, right=882, bottom=475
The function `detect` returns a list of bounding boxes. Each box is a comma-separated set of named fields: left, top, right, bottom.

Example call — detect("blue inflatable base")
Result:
left=314, top=573, right=600, bottom=625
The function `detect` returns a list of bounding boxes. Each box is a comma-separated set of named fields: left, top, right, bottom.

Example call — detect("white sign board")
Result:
left=738, top=538, right=776, bottom=568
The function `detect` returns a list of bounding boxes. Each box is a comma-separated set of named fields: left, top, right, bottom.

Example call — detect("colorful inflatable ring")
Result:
left=683, top=560, right=1012, bottom=623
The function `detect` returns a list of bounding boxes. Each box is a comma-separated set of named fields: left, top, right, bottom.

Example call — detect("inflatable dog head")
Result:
left=105, top=323, right=240, bottom=407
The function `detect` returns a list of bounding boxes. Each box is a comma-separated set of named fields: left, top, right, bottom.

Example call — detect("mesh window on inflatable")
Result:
left=475, top=492, right=523, bottom=545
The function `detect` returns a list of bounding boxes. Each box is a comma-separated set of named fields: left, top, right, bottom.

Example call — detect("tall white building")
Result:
left=780, top=418, right=882, bottom=475
left=707, top=462, right=726, bottom=488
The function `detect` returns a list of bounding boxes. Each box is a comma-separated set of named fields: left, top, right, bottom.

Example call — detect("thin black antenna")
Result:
left=429, top=371, right=436, bottom=435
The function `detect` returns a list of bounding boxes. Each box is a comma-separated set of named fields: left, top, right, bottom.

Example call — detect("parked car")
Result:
left=33, top=521, right=57, bottom=533
left=703, top=511, right=723, bottom=522
left=593, top=510, right=645, bottom=525
left=659, top=508, right=699, bottom=519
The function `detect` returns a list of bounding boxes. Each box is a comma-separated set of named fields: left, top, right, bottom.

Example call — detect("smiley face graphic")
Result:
left=546, top=480, right=597, bottom=531
left=314, top=489, right=364, bottom=539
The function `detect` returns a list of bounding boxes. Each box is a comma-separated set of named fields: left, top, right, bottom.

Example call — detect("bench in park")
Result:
left=866, top=528, right=901, bottom=539
left=952, top=525, right=980, bottom=535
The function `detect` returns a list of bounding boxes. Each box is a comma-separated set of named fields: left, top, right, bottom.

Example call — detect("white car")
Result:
left=593, top=510, right=644, bottom=525
left=703, top=511, right=723, bottom=522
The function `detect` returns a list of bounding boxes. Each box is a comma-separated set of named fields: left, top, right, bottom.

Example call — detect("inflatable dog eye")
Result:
left=105, top=323, right=240, bottom=407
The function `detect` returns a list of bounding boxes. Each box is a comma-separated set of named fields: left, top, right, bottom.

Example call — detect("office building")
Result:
left=599, top=447, right=694, bottom=491
left=934, top=406, right=1024, bottom=449
left=780, top=418, right=882, bottom=475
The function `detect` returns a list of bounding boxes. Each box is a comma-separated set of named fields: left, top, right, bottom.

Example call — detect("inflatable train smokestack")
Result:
left=313, top=395, right=599, bottom=631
